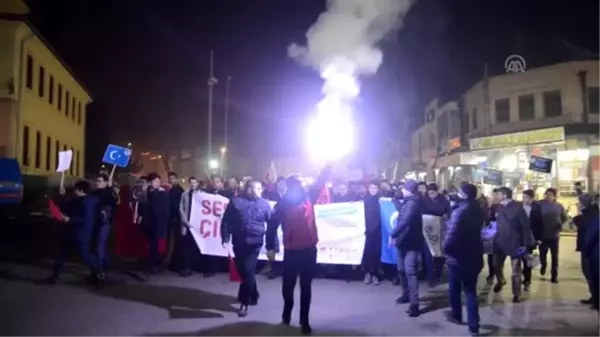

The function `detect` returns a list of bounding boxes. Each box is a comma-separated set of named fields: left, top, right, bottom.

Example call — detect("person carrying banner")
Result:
left=422, top=183, right=452, bottom=287
left=443, top=182, right=485, bottom=336
left=390, top=179, right=423, bottom=317
left=264, top=176, right=287, bottom=279
left=47, top=180, right=100, bottom=285
left=221, top=180, right=272, bottom=317
left=266, top=165, right=332, bottom=335
left=202, top=174, right=228, bottom=277
left=165, top=172, right=184, bottom=269
left=176, top=176, right=202, bottom=277
left=141, top=173, right=170, bottom=274
left=362, top=181, right=382, bottom=285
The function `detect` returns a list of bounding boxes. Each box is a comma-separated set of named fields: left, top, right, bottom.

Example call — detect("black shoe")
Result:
left=444, top=310, right=464, bottom=325
left=178, top=269, right=191, bottom=277
left=237, top=305, right=248, bottom=317
left=550, top=277, right=558, bottom=284
left=249, top=298, right=258, bottom=306
left=301, top=323, right=312, bottom=335
left=282, top=308, right=292, bottom=325
left=407, top=305, right=420, bottom=317
left=523, top=283, right=531, bottom=292
left=581, top=298, right=593, bottom=305
left=540, top=266, right=546, bottom=276
left=392, top=276, right=400, bottom=286
left=512, top=296, right=520, bottom=303
left=150, top=266, right=164, bottom=274
left=396, top=295, right=409, bottom=304
left=267, top=271, right=278, bottom=279
left=493, top=281, right=505, bottom=293
left=486, top=276, right=494, bottom=285
left=45, top=276, right=58, bottom=285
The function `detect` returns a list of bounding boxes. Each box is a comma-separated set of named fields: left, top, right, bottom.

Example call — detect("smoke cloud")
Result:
left=289, top=0, right=416, bottom=78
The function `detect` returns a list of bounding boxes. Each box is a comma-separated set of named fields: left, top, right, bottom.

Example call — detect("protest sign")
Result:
left=379, top=198, right=399, bottom=265
left=188, top=193, right=366, bottom=264
left=423, top=214, right=443, bottom=257
left=313, top=202, right=365, bottom=265
left=188, top=192, right=284, bottom=261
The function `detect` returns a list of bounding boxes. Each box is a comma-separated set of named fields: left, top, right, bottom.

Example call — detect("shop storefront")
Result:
left=466, top=126, right=597, bottom=199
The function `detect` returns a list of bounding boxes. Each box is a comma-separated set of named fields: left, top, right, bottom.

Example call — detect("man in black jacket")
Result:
left=443, top=183, right=484, bottom=336
left=142, top=173, right=170, bottom=273
left=390, top=179, right=423, bottom=317
left=93, top=174, right=118, bottom=280
left=422, top=183, right=452, bottom=287
left=221, top=180, right=272, bottom=318
left=521, top=189, right=543, bottom=291
left=166, top=172, right=184, bottom=268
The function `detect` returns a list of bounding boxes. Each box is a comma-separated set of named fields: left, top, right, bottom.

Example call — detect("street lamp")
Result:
left=209, top=159, right=219, bottom=172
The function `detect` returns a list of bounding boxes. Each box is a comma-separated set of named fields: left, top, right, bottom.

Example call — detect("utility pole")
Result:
left=224, top=76, right=232, bottom=149
left=207, top=50, right=218, bottom=168
left=223, top=76, right=231, bottom=178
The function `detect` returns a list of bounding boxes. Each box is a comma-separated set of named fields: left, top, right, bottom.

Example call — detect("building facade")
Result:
left=0, top=0, right=91, bottom=178
left=411, top=60, right=599, bottom=197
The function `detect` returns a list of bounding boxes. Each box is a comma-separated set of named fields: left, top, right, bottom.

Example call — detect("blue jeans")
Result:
left=234, top=245, right=261, bottom=306
left=447, top=265, right=480, bottom=332
left=96, top=224, right=112, bottom=273
left=397, top=249, right=420, bottom=306
left=53, top=227, right=98, bottom=278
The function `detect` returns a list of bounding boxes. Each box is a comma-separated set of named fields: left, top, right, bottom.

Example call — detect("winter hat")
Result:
left=403, top=179, right=419, bottom=194
left=578, top=194, right=593, bottom=209
left=460, top=183, right=478, bottom=200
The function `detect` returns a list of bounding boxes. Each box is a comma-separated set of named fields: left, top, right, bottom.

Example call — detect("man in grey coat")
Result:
left=492, top=187, right=534, bottom=303
left=175, top=176, right=202, bottom=277
left=538, top=188, right=566, bottom=283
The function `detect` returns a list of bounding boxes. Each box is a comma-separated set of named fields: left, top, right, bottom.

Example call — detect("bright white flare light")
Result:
left=306, top=62, right=357, bottom=162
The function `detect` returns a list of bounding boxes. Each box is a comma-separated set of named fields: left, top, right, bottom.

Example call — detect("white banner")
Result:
left=188, top=192, right=366, bottom=265
left=188, top=192, right=284, bottom=261
left=423, top=215, right=443, bottom=257
left=314, top=202, right=366, bottom=265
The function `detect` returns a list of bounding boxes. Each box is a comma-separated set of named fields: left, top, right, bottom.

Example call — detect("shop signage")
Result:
left=483, top=169, right=503, bottom=186
left=469, top=127, right=565, bottom=151
left=529, top=155, right=553, bottom=174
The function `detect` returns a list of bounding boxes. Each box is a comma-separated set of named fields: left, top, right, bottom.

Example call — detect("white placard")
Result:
left=423, top=214, right=443, bottom=257
left=188, top=193, right=366, bottom=265
left=56, top=150, right=73, bottom=173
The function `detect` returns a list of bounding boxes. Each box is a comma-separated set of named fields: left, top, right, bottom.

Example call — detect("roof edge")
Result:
left=0, top=12, right=94, bottom=101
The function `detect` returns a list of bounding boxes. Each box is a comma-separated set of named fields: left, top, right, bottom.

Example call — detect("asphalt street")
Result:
left=0, top=233, right=597, bottom=336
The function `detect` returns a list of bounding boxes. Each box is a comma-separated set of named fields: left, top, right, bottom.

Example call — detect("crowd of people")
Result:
left=47, top=165, right=599, bottom=336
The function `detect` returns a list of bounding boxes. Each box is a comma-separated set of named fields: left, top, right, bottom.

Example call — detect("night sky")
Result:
left=24, top=0, right=599, bottom=170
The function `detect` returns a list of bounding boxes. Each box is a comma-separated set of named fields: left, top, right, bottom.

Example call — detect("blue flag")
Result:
left=102, top=144, right=132, bottom=168
left=379, top=198, right=398, bottom=265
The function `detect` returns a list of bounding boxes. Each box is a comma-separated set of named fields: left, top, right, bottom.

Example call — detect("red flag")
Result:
left=316, top=185, right=331, bottom=204
left=47, top=198, right=65, bottom=222
left=228, top=254, right=242, bottom=283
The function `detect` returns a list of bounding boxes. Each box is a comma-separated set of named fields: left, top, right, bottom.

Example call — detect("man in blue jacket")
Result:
left=221, top=180, right=272, bottom=318
left=443, top=183, right=485, bottom=336
left=390, top=179, right=423, bottom=317
left=47, top=180, right=99, bottom=284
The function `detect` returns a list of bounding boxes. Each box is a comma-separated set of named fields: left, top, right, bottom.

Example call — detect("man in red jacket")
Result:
left=266, top=165, right=332, bottom=335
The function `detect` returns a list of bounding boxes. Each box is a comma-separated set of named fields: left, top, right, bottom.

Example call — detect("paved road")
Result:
left=0, top=236, right=597, bottom=336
